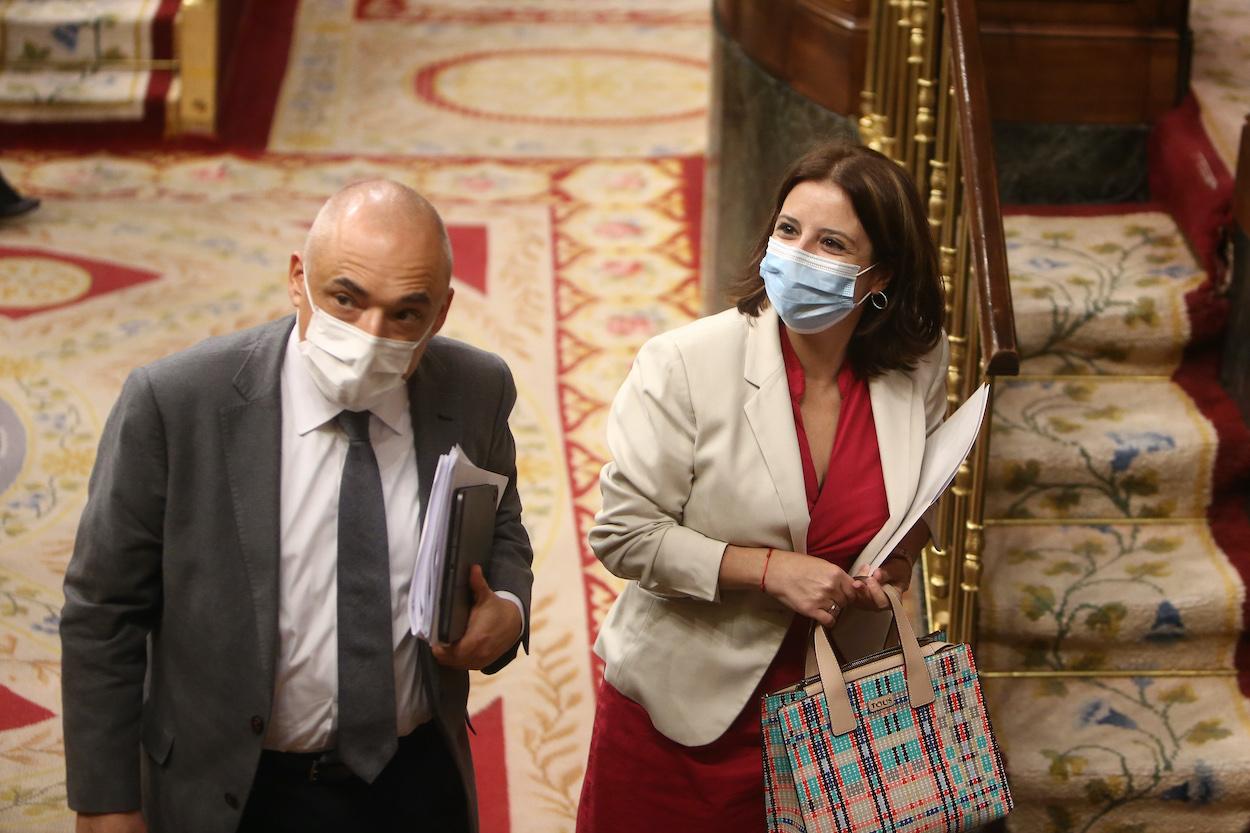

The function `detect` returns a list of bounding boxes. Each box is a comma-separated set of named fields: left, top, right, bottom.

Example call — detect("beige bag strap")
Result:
left=804, top=626, right=819, bottom=680
left=813, top=585, right=936, bottom=735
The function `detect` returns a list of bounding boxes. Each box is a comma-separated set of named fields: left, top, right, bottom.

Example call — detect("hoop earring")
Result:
left=869, top=290, right=888, bottom=310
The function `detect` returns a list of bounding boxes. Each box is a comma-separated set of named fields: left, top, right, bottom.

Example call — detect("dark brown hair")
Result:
left=728, top=141, right=944, bottom=378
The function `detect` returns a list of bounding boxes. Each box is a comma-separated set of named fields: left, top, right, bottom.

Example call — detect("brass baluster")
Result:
left=879, top=0, right=1011, bottom=644
left=913, top=77, right=934, bottom=191
left=867, top=0, right=888, bottom=152
left=956, top=375, right=996, bottom=647
left=900, top=0, right=922, bottom=171
left=879, top=0, right=907, bottom=159
left=859, top=0, right=887, bottom=147
left=921, top=7, right=955, bottom=635
left=890, top=0, right=913, bottom=164
left=911, top=0, right=939, bottom=205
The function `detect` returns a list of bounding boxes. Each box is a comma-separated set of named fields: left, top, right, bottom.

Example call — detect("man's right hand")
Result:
left=76, top=812, right=147, bottom=833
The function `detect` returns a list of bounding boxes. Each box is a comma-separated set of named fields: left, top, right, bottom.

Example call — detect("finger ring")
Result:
left=828, top=601, right=840, bottom=613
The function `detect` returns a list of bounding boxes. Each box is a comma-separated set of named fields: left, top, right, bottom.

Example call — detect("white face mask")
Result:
left=297, top=274, right=437, bottom=411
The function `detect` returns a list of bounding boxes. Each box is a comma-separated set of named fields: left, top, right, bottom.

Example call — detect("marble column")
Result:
left=992, top=122, right=1150, bottom=204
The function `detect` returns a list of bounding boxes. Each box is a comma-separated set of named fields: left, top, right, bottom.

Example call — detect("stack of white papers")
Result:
left=409, top=445, right=508, bottom=644
left=861, top=383, right=991, bottom=570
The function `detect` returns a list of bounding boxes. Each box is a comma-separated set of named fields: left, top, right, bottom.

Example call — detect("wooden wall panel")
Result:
left=977, top=0, right=1187, bottom=27
left=713, top=0, right=871, bottom=120
left=734, top=1, right=795, bottom=78
left=716, top=0, right=1188, bottom=124
left=787, top=1, right=870, bottom=116
left=981, top=27, right=1183, bottom=123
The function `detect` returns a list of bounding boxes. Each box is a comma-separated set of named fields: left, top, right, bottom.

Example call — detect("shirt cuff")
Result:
left=495, top=591, right=526, bottom=640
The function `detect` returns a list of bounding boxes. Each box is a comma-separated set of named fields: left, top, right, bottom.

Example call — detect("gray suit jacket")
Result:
left=60, top=315, right=534, bottom=833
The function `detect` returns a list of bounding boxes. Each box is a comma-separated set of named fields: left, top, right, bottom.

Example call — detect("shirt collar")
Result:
left=282, top=327, right=409, bottom=437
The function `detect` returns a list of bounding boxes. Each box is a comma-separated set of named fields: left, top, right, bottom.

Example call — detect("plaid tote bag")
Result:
left=761, top=585, right=1011, bottom=833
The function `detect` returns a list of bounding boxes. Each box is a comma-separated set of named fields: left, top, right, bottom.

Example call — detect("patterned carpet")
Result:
left=269, top=0, right=709, bottom=157
left=980, top=209, right=1250, bottom=833
left=0, top=2, right=707, bottom=830
left=1191, top=0, right=1250, bottom=173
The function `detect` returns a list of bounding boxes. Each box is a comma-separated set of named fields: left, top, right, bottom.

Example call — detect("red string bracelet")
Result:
left=760, top=547, right=775, bottom=592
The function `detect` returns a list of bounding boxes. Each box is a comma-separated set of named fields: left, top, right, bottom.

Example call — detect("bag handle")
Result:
left=813, top=584, right=936, bottom=735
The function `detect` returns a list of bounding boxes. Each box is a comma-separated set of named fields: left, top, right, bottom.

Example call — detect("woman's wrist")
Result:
left=719, top=544, right=779, bottom=592
left=759, top=548, right=775, bottom=592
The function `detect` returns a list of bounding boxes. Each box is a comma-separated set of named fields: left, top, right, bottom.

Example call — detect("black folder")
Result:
left=437, top=483, right=498, bottom=644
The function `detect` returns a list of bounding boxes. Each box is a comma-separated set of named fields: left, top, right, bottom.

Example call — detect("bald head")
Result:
left=303, top=179, right=453, bottom=284
left=289, top=179, right=457, bottom=370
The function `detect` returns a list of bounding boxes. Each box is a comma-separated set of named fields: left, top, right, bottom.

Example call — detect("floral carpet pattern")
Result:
left=980, top=211, right=1250, bottom=833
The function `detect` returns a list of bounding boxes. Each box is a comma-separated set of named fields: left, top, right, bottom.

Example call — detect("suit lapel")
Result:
left=742, top=309, right=810, bottom=553
left=220, top=316, right=294, bottom=691
left=870, top=369, right=917, bottom=520
left=848, top=368, right=921, bottom=575
left=407, top=339, right=462, bottom=532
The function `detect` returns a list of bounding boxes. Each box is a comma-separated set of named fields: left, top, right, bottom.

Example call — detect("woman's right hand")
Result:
left=763, top=550, right=863, bottom=626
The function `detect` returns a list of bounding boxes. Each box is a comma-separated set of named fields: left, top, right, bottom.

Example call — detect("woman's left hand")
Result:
left=852, top=552, right=914, bottom=610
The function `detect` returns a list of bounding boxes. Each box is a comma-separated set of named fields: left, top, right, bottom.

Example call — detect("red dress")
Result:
left=577, top=328, right=890, bottom=833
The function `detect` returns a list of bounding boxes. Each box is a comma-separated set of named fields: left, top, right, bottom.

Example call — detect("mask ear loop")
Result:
left=869, top=290, right=888, bottom=310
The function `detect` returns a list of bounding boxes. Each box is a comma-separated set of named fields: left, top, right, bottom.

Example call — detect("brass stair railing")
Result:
left=859, top=0, right=1019, bottom=645
left=169, top=0, right=220, bottom=136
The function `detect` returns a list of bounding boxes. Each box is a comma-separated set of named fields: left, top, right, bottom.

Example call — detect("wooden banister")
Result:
left=859, top=0, right=1019, bottom=642
left=946, top=0, right=1018, bottom=377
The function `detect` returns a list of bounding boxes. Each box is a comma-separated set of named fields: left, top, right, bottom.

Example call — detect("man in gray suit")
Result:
left=60, top=180, right=534, bottom=833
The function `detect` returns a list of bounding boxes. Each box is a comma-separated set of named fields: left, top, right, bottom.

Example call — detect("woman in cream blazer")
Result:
left=577, top=142, right=948, bottom=833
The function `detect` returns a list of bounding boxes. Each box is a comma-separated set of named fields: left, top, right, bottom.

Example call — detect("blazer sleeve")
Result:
left=481, top=358, right=535, bottom=675
left=921, top=333, right=951, bottom=543
left=589, top=336, right=727, bottom=603
left=60, top=368, right=166, bottom=813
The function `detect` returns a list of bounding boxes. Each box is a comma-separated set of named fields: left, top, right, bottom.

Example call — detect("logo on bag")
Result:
left=866, top=693, right=908, bottom=714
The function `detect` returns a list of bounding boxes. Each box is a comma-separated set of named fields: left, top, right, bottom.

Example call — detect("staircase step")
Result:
left=1, top=0, right=175, bottom=68
left=0, top=1, right=176, bottom=125
left=0, top=68, right=169, bottom=123
left=977, top=523, right=1244, bottom=673
left=1005, top=211, right=1205, bottom=376
left=985, top=676, right=1250, bottom=832
left=986, top=378, right=1217, bottom=521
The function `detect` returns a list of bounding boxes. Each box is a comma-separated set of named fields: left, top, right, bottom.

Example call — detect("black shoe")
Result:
left=0, top=197, right=40, bottom=219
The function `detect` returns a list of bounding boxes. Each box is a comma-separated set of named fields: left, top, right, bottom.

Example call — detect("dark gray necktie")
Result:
left=335, top=410, right=398, bottom=782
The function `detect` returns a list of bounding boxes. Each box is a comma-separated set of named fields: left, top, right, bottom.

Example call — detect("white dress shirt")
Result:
left=266, top=329, right=522, bottom=752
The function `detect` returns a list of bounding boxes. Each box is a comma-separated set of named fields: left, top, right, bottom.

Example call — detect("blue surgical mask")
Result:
left=759, top=237, right=878, bottom=334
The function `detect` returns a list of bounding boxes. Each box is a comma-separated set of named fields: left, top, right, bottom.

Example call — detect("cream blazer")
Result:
left=589, top=306, right=949, bottom=746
